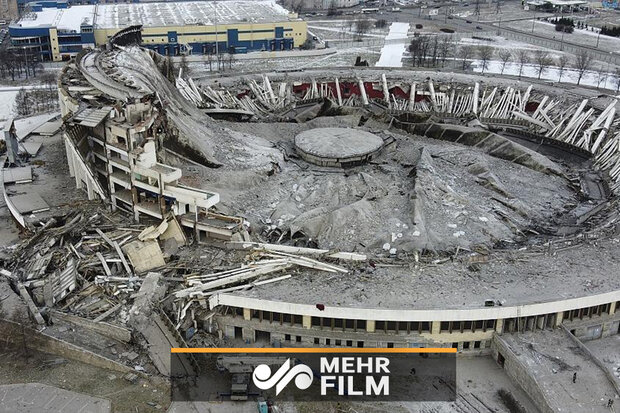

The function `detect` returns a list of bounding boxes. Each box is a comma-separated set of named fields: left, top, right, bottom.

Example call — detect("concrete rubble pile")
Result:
left=0, top=202, right=365, bottom=374
left=0, top=206, right=168, bottom=325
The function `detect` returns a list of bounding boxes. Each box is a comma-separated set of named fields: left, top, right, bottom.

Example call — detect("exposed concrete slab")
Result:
left=32, top=119, right=62, bottom=136
left=122, top=240, right=165, bottom=274
left=294, top=127, right=384, bottom=160
left=8, top=193, right=50, bottom=214
left=0, top=383, right=111, bottom=413
left=586, top=334, right=620, bottom=389
left=498, top=329, right=619, bottom=413
left=2, top=166, right=32, bottom=184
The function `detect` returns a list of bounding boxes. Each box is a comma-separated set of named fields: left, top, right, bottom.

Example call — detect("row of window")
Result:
left=228, top=301, right=618, bottom=336
left=272, top=332, right=490, bottom=351
left=564, top=303, right=614, bottom=321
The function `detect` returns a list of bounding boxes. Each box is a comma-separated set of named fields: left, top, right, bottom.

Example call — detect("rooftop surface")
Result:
left=294, top=127, right=384, bottom=159
left=13, top=1, right=293, bottom=32
left=230, top=237, right=620, bottom=310
left=94, top=1, right=293, bottom=30
left=13, top=6, right=95, bottom=32
left=499, top=330, right=618, bottom=413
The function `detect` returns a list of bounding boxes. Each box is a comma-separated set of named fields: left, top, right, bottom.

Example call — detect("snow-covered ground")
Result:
left=471, top=58, right=620, bottom=90
left=376, top=22, right=410, bottom=68
left=0, top=90, right=18, bottom=123
left=502, top=19, right=620, bottom=54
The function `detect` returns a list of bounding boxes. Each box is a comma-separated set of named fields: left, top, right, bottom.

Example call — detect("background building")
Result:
left=8, top=0, right=307, bottom=61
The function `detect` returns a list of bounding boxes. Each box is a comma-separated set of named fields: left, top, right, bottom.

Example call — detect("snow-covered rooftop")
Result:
left=13, top=5, right=95, bottom=32
left=94, top=1, right=294, bottom=30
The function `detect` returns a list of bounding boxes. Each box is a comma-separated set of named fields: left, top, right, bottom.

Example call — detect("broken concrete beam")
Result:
left=50, top=310, right=131, bottom=343
left=92, top=303, right=121, bottom=323
left=17, top=283, right=45, bottom=325
left=225, top=241, right=367, bottom=261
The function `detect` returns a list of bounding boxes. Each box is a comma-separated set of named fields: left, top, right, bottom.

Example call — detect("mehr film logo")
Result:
left=252, top=356, right=390, bottom=396
left=171, top=347, right=457, bottom=402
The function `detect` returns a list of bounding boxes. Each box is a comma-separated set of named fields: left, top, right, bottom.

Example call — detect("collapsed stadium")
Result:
left=2, top=27, right=620, bottom=412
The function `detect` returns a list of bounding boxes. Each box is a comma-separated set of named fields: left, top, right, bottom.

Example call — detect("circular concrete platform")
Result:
left=294, top=128, right=385, bottom=167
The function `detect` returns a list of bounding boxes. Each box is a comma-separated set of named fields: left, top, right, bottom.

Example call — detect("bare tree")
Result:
left=327, top=0, right=338, bottom=16
left=596, top=67, right=607, bottom=89
left=14, top=88, right=32, bottom=117
left=574, top=50, right=593, bottom=85
left=227, top=48, right=236, bottom=69
left=557, top=55, right=569, bottom=82
left=205, top=52, right=213, bottom=72
left=477, top=45, right=493, bottom=74
left=458, top=45, right=475, bottom=71
left=345, top=18, right=355, bottom=34
left=516, top=50, right=530, bottom=78
left=409, top=35, right=431, bottom=67
left=439, top=37, right=451, bottom=68
left=533, top=50, right=552, bottom=80
left=498, top=50, right=512, bottom=75
left=355, top=18, right=372, bottom=41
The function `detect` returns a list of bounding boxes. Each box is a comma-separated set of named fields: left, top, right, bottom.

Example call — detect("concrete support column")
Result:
left=495, top=319, right=504, bottom=334
left=302, top=315, right=311, bottom=329
left=366, top=320, right=375, bottom=333
left=242, top=327, right=254, bottom=342
left=243, top=308, right=251, bottom=321
left=610, top=301, right=616, bottom=315
left=555, top=311, right=564, bottom=327
left=431, top=321, right=441, bottom=335
left=86, top=180, right=94, bottom=200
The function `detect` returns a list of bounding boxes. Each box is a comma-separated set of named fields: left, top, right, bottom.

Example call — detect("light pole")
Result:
left=213, top=0, right=219, bottom=58
left=22, top=47, right=29, bottom=80
left=604, top=52, right=611, bottom=89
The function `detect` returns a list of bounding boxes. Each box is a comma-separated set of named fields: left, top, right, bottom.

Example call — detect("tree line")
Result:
left=408, top=38, right=620, bottom=90
left=600, top=26, right=620, bottom=38
left=13, top=73, right=59, bottom=117
left=0, top=49, right=44, bottom=81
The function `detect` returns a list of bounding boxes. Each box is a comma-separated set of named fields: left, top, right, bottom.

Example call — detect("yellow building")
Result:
left=10, top=1, right=307, bottom=61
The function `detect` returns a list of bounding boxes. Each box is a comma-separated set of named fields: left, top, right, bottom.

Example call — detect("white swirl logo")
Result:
left=252, top=358, right=314, bottom=395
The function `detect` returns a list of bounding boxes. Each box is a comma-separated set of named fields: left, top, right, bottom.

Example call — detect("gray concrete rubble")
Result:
left=496, top=329, right=619, bottom=412
left=2, top=36, right=620, bottom=413
left=0, top=383, right=111, bottom=413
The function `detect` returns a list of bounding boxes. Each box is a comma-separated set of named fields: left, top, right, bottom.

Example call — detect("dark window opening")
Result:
left=497, top=352, right=505, bottom=368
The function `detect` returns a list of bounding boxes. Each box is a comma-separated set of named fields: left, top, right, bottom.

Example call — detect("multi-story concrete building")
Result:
left=9, top=0, right=307, bottom=61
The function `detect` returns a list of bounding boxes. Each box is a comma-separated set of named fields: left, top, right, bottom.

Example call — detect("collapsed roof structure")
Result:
left=1, top=26, right=619, bottom=412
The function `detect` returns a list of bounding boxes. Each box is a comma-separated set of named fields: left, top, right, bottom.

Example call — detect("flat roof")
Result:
left=13, top=5, right=95, bottom=32
left=13, top=1, right=294, bottom=33
left=94, top=1, right=294, bottom=30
